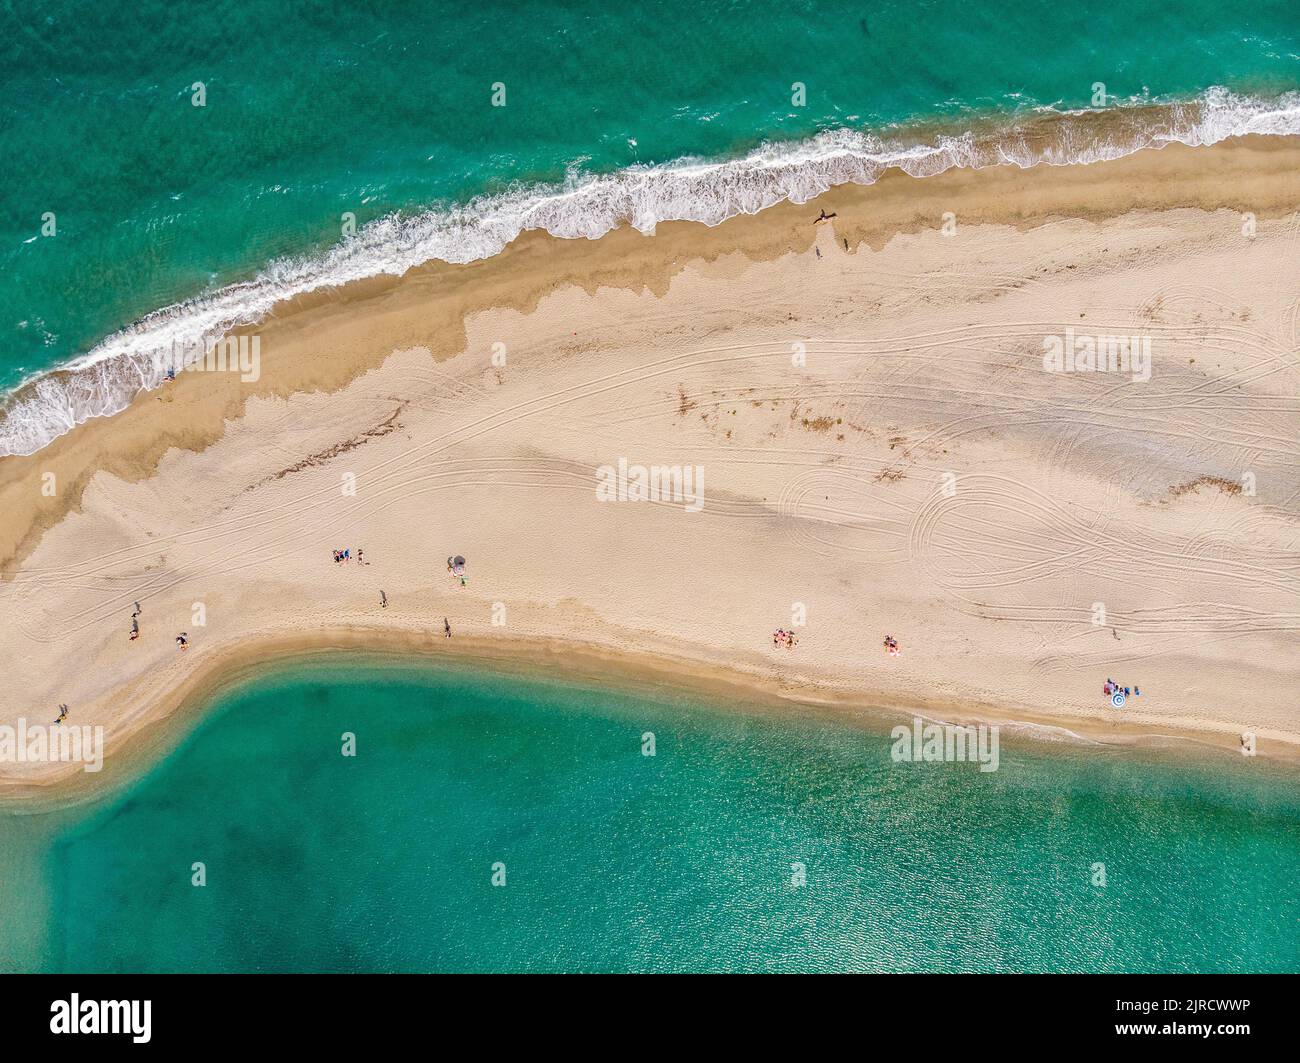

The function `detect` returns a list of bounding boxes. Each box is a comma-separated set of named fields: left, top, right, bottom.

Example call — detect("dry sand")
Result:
left=1, top=136, right=1297, bottom=793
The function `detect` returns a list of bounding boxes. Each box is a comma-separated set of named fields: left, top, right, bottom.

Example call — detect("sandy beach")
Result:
left=2, top=136, right=1298, bottom=793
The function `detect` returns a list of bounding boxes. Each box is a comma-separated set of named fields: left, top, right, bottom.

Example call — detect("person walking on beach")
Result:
left=176, top=632, right=188, bottom=650
left=129, top=617, right=139, bottom=641
left=54, top=704, right=68, bottom=725
left=443, top=617, right=452, bottom=639
left=132, top=601, right=141, bottom=618
left=357, top=548, right=365, bottom=565
left=379, top=590, right=387, bottom=608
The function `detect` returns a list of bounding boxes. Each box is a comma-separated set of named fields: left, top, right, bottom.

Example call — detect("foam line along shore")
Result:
left=3, top=88, right=1299, bottom=460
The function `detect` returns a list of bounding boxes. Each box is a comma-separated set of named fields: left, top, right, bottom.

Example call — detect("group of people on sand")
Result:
left=1104, top=678, right=1140, bottom=699
left=333, top=547, right=366, bottom=564
left=127, top=600, right=190, bottom=651
left=769, top=630, right=901, bottom=656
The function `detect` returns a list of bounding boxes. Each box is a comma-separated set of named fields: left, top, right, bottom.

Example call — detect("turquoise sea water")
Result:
left=1, top=660, right=1296, bottom=973
left=1, top=0, right=1298, bottom=453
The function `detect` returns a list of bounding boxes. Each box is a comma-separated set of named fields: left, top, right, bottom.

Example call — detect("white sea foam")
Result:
left=3, top=86, right=1297, bottom=457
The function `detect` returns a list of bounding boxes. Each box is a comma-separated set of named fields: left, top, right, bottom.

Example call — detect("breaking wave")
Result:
left=2, top=85, right=1297, bottom=457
